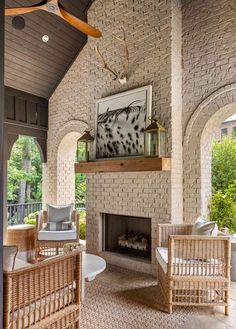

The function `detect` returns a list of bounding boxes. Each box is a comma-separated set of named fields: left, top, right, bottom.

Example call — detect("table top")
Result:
left=82, top=253, right=106, bottom=279
left=7, top=224, right=35, bottom=231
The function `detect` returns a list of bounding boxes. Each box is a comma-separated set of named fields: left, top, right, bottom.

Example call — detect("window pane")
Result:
left=221, top=128, right=228, bottom=138
left=233, top=127, right=236, bottom=138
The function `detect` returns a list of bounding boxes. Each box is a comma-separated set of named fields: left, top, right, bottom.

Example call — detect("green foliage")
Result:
left=210, top=180, right=236, bottom=232
left=212, top=137, right=236, bottom=193
left=76, top=142, right=86, bottom=162
left=7, top=136, right=42, bottom=203
left=210, top=136, right=236, bottom=232
left=79, top=210, right=86, bottom=240
left=75, top=173, right=86, bottom=204
left=24, top=218, right=36, bottom=225
left=24, top=211, right=38, bottom=225
left=75, top=142, right=86, bottom=204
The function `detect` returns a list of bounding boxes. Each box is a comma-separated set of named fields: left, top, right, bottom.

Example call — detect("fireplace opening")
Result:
left=102, top=214, right=151, bottom=261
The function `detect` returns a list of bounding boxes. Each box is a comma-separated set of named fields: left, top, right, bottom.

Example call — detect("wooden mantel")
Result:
left=75, top=157, right=171, bottom=173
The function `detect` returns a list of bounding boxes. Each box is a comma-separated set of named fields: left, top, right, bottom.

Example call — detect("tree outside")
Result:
left=75, top=142, right=87, bottom=239
left=8, top=136, right=42, bottom=204
left=209, top=135, right=236, bottom=232
left=212, top=137, right=236, bottom=193
left=8, top=136, right=87, bottom=239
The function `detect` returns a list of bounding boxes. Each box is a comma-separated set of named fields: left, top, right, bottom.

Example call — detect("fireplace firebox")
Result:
left=102, top=213, right=151, bottom=261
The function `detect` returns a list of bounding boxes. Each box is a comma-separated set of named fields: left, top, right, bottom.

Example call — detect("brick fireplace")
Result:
left=102, top=214, right=151, bottom=261
left=85, top=172, right=171, bottom=275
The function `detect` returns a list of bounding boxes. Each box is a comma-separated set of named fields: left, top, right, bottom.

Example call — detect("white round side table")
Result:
left=81, top=253, right=106, bottom=302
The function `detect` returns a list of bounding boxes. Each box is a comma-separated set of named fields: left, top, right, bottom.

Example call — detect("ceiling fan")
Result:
left=5, top=0, right=102, bottom=38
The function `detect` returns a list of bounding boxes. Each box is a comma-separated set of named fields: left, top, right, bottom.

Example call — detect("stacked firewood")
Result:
left=118, top=232, right=148, bottom=251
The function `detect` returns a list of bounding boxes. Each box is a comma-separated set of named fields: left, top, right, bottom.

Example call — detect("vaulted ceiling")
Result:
left=5, top=0, right=93, bottom=99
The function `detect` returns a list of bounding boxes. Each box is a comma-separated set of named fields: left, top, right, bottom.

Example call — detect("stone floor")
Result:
left=81, top=265, right=236, bottom=329
left=186, top=282, right=236, bottom=329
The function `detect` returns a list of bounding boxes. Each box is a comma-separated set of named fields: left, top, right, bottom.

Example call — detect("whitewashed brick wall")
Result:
left=44, top=0, right=236, bottom=272
left=182, top=0, right=236, bottom=222
left=44, top=0, right=184, bottom=273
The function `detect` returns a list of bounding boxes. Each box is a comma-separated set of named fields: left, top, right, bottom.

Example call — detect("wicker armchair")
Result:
left=4, top=250, right=82, bottom=329
left=157, top=224, right=231, bottom=314
left=35, top=209, right=80, bottom=259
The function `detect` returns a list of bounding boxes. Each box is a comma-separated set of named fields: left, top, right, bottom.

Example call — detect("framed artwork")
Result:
left=95, top=85, right=152, bottom=159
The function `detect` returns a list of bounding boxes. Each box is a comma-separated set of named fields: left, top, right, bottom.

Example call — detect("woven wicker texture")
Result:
left=6, top=225, right=35, bottom=251
left=157, top=224, right=231, bottom=314
left=35, top=210, right=80, bottom=259
left=4, top=251, right=82, bottom=329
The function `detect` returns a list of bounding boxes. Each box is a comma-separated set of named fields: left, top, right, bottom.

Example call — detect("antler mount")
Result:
left=95, top=28, right=129, bottom=85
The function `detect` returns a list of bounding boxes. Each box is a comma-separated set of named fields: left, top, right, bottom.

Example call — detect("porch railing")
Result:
left=7, top=202, right=42, bottom=225
left=7, top=201, right=86, bottom=225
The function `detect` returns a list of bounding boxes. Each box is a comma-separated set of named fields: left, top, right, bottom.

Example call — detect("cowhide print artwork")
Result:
left=95, top=86, right=152, bottom=159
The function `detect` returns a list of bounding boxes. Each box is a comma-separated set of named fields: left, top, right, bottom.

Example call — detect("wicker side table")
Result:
left=6, top=224, right=35, bottom=261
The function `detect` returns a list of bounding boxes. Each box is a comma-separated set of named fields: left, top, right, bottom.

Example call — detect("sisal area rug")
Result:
left=81, top=265, right=197, bottom=329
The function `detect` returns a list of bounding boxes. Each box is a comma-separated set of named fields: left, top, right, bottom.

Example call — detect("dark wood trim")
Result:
left=5, top=86, right=48, bottom=105
left=75, top=157, right=171, bottom=173
left=6, top=134, right=18, bottom=161
left=4, top=87, right=48, bottom=162
left=84, top=0, right=94, bottom=13
left=5, top=126, right=47, bottom=163
left=0, top=0, right=4, bottom=327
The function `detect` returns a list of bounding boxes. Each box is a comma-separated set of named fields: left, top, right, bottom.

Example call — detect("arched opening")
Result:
left=202, top=113, right=236, bottom=233
left=7, top=135, right=43, bottom=225
left=57, top=131, right=87, bottom=240
left=183, top=85, right=236, bottom=222
left=200, top=106, right=236, bottom=220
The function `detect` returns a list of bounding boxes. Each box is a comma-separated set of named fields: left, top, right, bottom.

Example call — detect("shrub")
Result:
left=79, top=210, right=86, bottom=240
left=209, top=182, right=236, bottom=233
left=24, top=211, right=38, bottom=225
left=212, top=137, right=236, bottom=193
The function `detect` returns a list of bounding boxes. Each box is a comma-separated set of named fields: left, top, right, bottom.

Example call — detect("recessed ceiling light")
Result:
left=42, top=35, right=49, bottom=43
left=12, top=16, right=25, bottom=30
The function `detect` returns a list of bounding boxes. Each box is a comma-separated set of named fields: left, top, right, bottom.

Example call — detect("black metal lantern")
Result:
left=144, top=119, right=167, bottom=157
left=77, top=130, right=94, bottom=162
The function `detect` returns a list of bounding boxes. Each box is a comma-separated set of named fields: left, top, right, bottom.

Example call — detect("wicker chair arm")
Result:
left=4, top=251, right=82, bottom=328
left=71, top=210, right=79, bottom=237
left=157, top=223, right=193, bottom=247
left=167, top=235, right=231, bottom=278
left=36, top=210, right=47, bottom=233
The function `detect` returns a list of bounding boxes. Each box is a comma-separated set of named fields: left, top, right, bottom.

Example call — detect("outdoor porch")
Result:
left=1, top=0, right=236, bottom=328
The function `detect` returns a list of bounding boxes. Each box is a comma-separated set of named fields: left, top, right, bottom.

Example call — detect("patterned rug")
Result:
left=81, top=265, right=197, bottom=329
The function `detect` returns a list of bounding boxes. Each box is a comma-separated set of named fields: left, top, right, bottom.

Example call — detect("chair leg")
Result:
left=225, top=290, right=229, bottom=315
left=168, top=282, right=173, bottom=314
left=225, top=306, right=229, bottom=316
left=168, top=304, right=173, bottom=314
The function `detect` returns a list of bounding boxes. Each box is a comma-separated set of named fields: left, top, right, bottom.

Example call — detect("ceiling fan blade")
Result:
left=5, top=7, right=40, bottom=16
left=59, top=7, right=102, bottom=38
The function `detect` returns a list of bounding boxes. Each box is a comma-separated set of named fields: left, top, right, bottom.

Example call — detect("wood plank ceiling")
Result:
left=5, top=0, right=93, bottom=99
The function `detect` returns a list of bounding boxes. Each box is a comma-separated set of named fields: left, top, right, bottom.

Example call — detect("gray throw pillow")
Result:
left=3, top=245, right=18, bottom=271
left=45, top=221, right=73, bottom=231
left=47, top=204, right=73, bottom=223
left=192, top=217, right=218, bottom=236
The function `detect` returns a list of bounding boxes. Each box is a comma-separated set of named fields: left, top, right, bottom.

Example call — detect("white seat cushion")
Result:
left=12, top=285, right=74, bottom=329
left=156, top=247, right=168, bottom=273
left=14, top=258, right=32, bottom=270
left=38, top=227, right=77, bottom=241
left=156, top=247, right=223, bottom=276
